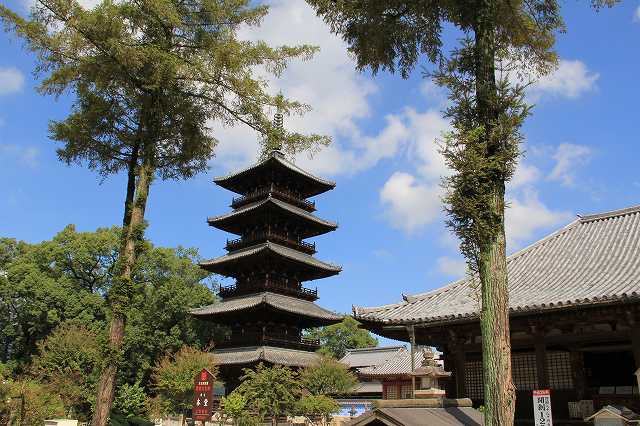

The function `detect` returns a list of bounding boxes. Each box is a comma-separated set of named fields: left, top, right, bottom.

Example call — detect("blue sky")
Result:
left=1, top=0, right=640, bottom=343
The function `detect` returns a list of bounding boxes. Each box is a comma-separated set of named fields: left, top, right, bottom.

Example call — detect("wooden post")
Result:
left=534, top=329, right=549, bottom=389
left=454, top=346, right=466, bottom=398
left=631, top=324, right=640, bottom=369
left=408, top=325, right=416, bottom=398
left=569, top=348, right=586, bottom=400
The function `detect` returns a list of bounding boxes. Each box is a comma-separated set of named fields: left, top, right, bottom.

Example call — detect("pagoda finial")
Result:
left=271, top=110, right=284, bottom=154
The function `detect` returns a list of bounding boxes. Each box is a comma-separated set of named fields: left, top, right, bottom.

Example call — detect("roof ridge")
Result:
left=207, top=196, right=338, bottom=228
left=579, top=204, right=640, bottom=223
left=213, top=151, right=336, bottom=188
left=345, top=346, right=405, bottom=353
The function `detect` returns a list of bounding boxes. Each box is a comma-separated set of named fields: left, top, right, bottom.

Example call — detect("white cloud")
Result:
left=436, top=256, right=468, bottom=278
left=548, top=143, right=592, bottom=186
left=0, top=144, right=40, bottom=168
left=380, top=172, right=443, bottom=234
left=531, top=59, right=599, bottom=99
left=510, top=161, right=541, bottom=189
left=506, top=189, right=571, bottom=248
left=634, top=5, right=640, bottom=22
left=211, top=0, right=378, bottom=176
left=0, top=67, right=25, bottom=95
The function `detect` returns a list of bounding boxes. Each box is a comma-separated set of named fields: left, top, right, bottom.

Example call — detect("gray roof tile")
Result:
left=213, top=151, right=335, bottom=196
left=199, top=242, right=342, bottom=278
left=207, top=196, right=337, bottom=231
left=357, top=348, right=426, bottom=377
left=190, top=291, right=343, bottom=321
left=340, top=346, right=406, bottom=369
left=354, top=205, right=640, bottom=325
left=212, top=345, right=320, bottom=367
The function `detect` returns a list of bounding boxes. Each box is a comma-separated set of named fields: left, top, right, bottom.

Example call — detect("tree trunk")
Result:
left=473, top=0, right=516, bottom=424
left=91, top=143, right=153, bottom=426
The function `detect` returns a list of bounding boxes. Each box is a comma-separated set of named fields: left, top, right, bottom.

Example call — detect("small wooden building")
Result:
left=354, top=205, right=640, bottom=424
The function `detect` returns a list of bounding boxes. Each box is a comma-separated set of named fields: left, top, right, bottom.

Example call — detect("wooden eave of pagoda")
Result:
left=198, top=242, right=341, bottom=281
left=213, top=151, right=335, bottom=198
left=212, top=345, right=321, bottom=367
left=190, top=291, right=343, bottom=327
left=207, top=196, right=338, bottom=238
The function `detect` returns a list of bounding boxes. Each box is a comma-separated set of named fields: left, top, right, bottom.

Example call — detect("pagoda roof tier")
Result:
left=190, top=291, right=343, bottom=326
left=212, top=346, right=320, bottom=367
left=208, top=196, right=337, bottom=238
left=213, top=151, right=335, bottom=198
left=199, top=242, right=341, bottom=281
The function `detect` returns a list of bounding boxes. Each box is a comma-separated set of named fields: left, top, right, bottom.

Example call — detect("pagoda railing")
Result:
left=226, top=232, right=316, bottom=254
left=217, top=330, right=320, bottom=351
left=218, top=279, right=318, bottom=301
left=231, top=184, right=316, bottom=212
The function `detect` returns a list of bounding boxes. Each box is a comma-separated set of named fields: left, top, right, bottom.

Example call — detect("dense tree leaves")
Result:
left=307, top=317, right=377, bottom=359
left=0, top=226, right=218, bottom=403
left=30, top=323, right=103, bottom=420
left=151, top=346, right=217, bottom=415
left=299, top=356, right=358, bottom=397
left=234, top=363, right=301, bottom=425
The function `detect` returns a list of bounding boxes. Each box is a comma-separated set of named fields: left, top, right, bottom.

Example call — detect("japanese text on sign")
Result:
left=192, top=369, right=215, bottom=421
left=533, top=389, right=553, bottom=426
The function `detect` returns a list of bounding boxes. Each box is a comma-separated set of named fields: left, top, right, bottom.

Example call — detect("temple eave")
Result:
left=212, top=346, right=321, bottom=367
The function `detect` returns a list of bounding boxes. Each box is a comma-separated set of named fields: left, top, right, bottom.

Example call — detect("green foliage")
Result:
left=30, top=322, right=103, bottom=419
left=296, top=395, right=340, bottom=426
left=220, top=392, right=258, bottom=426
left=235, top=363, right=301, bottom=423
left=113, top=382, right=148, bottom=418
left=7, top=379, right=66, bottom=425
left=109, top=412, right=154, bottom=426
left=0, top=226, right=218, bottom=420
left=151, top=346, right=216, bottom=414
left=299, top=356, right=358, bottom=397
left=307, top=317, right=377, bottom=359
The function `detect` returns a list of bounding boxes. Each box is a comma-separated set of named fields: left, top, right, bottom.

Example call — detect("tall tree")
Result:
left=306, top=0, right=613, bottom=423
left=1, top=1, right=328, bottom=424
left=307, top=317, right=377, bottom=359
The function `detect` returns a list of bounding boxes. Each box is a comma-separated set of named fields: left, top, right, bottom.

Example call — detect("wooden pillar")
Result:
left=631, top=324, right=640, bottom=369
left=408, top=325, right=416, bottom=398
left=534, top=330, right=549, bottom=389
left=450, top=339, right=467, bottom=398
left=569, top=348, right=586, bottom=400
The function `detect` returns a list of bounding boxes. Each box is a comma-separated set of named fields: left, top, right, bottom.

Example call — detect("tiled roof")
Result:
left=190, top=292, right=343, bottom=321
left=207, top=196, right=337, bottom=237
left=354, top=205, right=640, bottom=325
left=212, top=345, right=320, bottom=367
left=213, top=151, right=335, bottom=197
left=348, top=407, right=483, bottom=426
left=199, top=242, right=341, bottom=279
left=340, top=346, right=406, bottom=369
left=357, top=348, right=426, bottom=377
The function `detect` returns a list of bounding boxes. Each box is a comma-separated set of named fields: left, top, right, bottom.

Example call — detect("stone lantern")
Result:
left=411, top=347, right=452, bottom=399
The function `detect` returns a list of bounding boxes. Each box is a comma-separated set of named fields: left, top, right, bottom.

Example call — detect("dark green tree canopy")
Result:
left=307, top=317, right=378, bottom=360
left=0, top=225, right=218, bottom=383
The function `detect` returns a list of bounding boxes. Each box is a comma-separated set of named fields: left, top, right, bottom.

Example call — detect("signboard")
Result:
left=192, top=368, right=215, bottom=422
left=533, top=389, right=553, bottom=426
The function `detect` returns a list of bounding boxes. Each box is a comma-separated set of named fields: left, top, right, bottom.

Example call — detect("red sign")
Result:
left=192, top=368, right=215, bottom=421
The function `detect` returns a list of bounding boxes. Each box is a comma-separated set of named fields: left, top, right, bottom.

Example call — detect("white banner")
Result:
left=533, top=389, right=553, bottom=426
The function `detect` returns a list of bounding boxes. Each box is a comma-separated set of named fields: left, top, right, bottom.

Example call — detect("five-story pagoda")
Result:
left=191, top=129, right=343, bottom=389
